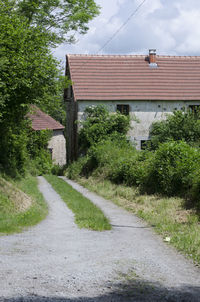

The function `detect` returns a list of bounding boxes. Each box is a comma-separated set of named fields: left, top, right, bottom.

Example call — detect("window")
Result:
left=117, top=104, right=129, bottom=115
left=188, top=105, right=200, bottom=115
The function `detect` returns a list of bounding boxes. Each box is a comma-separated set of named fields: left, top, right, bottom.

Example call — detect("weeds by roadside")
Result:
left=77, top=176, right=200, bottom=265
left=0, top=176, right=48, bottom=234
left=45, top=175, right=111, bottom=231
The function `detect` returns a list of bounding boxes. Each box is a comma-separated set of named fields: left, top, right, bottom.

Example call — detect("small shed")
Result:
left=28, top=106, right=66, bottom=166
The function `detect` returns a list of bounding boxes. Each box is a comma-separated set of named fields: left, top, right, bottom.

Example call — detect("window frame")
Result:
left=116, top=104, right=130, bottom=116
left=188, top=105, right=200, bottom=115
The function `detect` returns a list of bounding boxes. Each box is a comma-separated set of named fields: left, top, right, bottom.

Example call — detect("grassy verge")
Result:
left=76, top=176, right=200, bottom=265
left=0, top=176, right=48, bottom=235
left=45, top=175, right=111, bottom=231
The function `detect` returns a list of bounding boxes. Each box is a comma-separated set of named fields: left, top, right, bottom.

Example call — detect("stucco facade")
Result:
left=48, top=130, right=66, bottom=166
left=78, top=100, right=200, bottom=149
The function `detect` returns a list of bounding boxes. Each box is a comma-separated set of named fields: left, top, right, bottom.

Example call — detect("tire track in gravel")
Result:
left=0, top=176, right=199, bottom=302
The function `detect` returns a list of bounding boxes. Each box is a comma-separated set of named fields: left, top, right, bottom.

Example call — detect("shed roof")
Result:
left=67, top=53, right=200, bottom=101
left=28, top=106, right=64, bottom=131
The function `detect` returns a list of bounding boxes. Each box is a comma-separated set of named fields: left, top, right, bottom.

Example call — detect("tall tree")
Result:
left=16, top=0, right=100, bottom=45
left=0, top=0, right=100, bottom=175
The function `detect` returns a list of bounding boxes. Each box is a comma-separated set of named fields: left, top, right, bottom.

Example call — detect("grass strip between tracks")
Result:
left=45, top=175, right=111, bottom=231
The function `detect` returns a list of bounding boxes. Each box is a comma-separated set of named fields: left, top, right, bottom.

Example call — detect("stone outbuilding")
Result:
left=28, top=106, right=66, bottom=166
left=65, top=49, right=200, bottom=162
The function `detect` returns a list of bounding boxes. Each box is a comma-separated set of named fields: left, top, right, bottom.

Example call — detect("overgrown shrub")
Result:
left=145, top=141, right=200, bottom=196
left=26, top=129, right=54, bottom=175
left=67, top=156, right=91, bottom=180
left=150, top=110, right=200, bottom=149
left=68, top=106, right=200, bottom=211
left=111, top=151, right=154, bottom=187
left=78, top=105, right=130, bottom=153
left=0, top=121, right=29, bottom=177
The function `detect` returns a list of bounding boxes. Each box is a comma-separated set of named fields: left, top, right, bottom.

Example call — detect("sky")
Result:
left=53, top=0, right=200, bottom=66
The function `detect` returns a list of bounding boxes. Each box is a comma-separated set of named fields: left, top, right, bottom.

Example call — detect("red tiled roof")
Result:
left=67, top=54, right=200, bottom=101
left=28, top=106, right=64, bottom=131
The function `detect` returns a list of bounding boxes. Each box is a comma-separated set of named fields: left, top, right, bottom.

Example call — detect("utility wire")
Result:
left=67, top=0, right=147, bottom=73
left=96, top=0, right=147, bottom=54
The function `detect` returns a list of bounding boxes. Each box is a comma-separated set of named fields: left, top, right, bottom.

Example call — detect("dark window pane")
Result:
left=188, top=105, right=200, bottom=115
left=117, top=104, right=129, bottom=115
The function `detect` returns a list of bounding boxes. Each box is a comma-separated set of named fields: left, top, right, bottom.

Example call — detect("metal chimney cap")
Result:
left=149, top=49, right=156, bottom=55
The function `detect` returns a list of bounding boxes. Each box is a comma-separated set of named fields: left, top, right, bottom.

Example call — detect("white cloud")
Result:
left=54, top=0, right=200, bottom=62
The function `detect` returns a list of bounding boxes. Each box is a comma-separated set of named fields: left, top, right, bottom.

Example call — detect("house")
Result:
left=65, top=49, right=200, bottom=162
left=28, top=106, right=66, bottom=166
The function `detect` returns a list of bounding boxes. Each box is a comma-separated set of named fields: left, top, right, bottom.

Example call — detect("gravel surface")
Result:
left=0, top=176, right=200, bottom=302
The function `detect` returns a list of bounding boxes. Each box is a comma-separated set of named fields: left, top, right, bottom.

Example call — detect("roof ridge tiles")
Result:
left=67, top=54, right=146, bottom=58
left=67, top=54, right=200, bottom=59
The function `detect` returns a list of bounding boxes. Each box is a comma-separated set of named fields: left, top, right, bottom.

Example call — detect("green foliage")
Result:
left=0, top=1, right=61, bottom=175
left=0, top=0, right=99, bottom=176
left=145, top=141, right=200, bottom=196
left=150, top=110, right=200, bottom=149
left=45, top=175, right=111, bottom=231
left=67, top=156, right=90, bottom=180
left=37, top=75, right=67, bottom=124
left=79, top=105, right=130, bottom=152
left=0, top=121, right=29, bottom=177
left=187, top=169, right=200, bottom=210
left=0, top=1, right=61, bottom=117
left=109, top=151, right=153, bottom=187
left=17, top=0, right=100, bottom=45
left=68, top=139, right=200, bottom=209
left=27, top=129, right=51, bottom=158
left=26, top=129, right=54, bottom=175
left=79, top=177, right=200, bottom=264
left=0, top=175, right=48, bottom=234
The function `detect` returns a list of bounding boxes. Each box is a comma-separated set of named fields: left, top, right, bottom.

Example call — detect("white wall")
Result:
left=48, top=130, right=66, bottom=166
left=78, top=100, right=200, bottom=149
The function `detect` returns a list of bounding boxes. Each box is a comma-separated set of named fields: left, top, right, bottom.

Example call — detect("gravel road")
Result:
left=0, top=176, right=200, bottom=302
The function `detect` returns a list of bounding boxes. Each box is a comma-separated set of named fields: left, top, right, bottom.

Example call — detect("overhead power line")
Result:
left=66, top=0, right=147, bottom=72
left=96, top=0, right=147, bottom=54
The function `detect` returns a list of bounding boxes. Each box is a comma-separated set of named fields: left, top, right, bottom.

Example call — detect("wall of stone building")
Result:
left=78, top=100, right=200, bottom=149
left=48, top=130, right=66, bottom=166
left=65, top=100, right=78, bottom=163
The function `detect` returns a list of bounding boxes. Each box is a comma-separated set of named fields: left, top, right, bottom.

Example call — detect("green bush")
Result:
left=78, top=105, right=130, bottom=153
left=26, top=129, right=53, bottom=176
left=0, top=122, right=29, bottom=177
left=145, top=141, right=200, bottom=196
left=112, top=151, right=154, bottom=187
left=67, top=156, right=91, bottom=180
left=186, top=170, right=200, bottom=210
left=150, top=110, right=200, bottom=149
left=68, top=106, right=200, bottom=210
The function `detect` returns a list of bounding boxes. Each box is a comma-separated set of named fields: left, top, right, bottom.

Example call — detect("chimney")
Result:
left=149, top=49, right=157, bottom=68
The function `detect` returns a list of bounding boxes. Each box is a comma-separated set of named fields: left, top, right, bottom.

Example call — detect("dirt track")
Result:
left=0, top=176, right=199, bottom=301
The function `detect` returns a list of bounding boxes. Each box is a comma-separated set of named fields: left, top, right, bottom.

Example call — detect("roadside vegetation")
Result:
left=0, top=176, right=48, bottom=234
left=78, top=177, right=200, bottom=264
left=45, top=175, right=111, bottom=231
left=66, top=105, right=200, bottom=264
left=0, top=1, right=100, bottom=233
left=0, top=0, right=99, bottom=178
